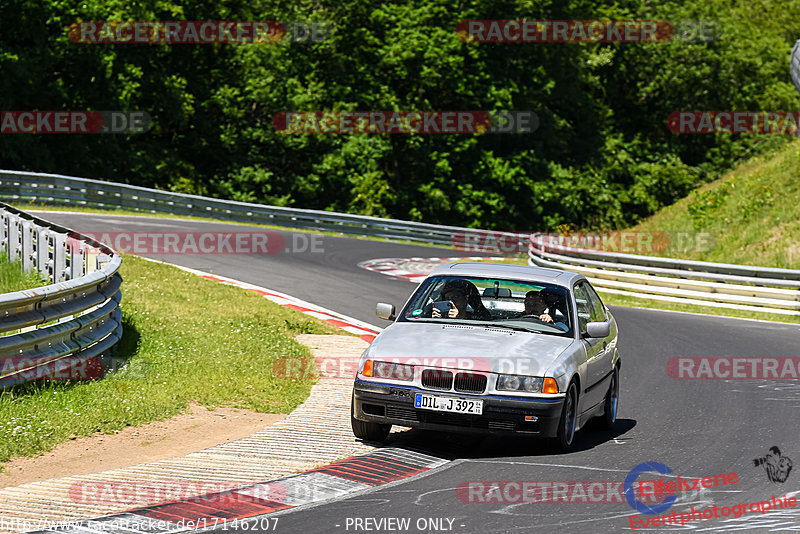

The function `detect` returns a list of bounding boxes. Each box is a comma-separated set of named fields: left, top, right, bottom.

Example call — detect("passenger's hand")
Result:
left=432, top=307, right=442, bottom=318
left=448, top=303, right=458, bottom=318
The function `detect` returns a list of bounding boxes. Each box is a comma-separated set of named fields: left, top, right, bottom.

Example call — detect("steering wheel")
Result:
left=519, top=314, right=555, bottom=326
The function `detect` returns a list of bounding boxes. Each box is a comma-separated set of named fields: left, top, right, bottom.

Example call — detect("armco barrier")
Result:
left=0, top=201, right=122, bottom=388
left=0, top=170, right=478, bottom=245
left=2, top=169, right=796, bottom=318
left=528, top=235, right=800, bottom=316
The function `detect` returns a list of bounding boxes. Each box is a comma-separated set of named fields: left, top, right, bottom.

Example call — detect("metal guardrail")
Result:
left=0, top=169, right=479, bottom=245
left=0, top=202, right=123, bottom=388
left=2, top=168, right=796, bottom=318
left=527, top=235, right=800, bottom=316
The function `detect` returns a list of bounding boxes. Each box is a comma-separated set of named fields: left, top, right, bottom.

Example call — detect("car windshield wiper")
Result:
left=480, top=322, right=541, bottom=333
left=409, top=318, right=476, bottom=327
left=490, top=321, right=566, bottom=334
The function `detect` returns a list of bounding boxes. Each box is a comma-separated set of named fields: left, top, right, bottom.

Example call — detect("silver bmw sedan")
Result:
left=351, top=262, right=620, bottom=451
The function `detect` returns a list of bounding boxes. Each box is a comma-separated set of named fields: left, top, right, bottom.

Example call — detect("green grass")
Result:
left=633, top=138, right=800, bottom=268
left=0, top=254, right=338, bottom=463
left=602, top=137, right=800, bottom=323
left=0, top=254, right=48, bottom=293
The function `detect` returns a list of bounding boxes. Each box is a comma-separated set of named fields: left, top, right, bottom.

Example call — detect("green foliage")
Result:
left=633, top=138, right=800, bottom=270
left=687, top=184, right=732, bottom=229
left=0, top=0, right=798, bottom=230
left=737, top=183, right=775, bottom=223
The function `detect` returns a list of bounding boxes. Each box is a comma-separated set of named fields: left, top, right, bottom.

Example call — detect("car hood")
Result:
left=367, top=322, right=576, bottom=376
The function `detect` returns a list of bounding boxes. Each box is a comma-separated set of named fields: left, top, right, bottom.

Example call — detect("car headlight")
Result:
left=497, top=374, right=544, bottom=393
left=362, top=360, right=414, bottom=381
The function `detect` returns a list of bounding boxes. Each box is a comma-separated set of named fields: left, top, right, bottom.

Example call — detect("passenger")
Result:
left=432, top=279, right=491, bottom=320
left=524, top=290, right=568, bottom=331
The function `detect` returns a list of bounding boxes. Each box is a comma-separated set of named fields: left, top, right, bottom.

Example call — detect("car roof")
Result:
left=427, top=262, right=585, bottom=288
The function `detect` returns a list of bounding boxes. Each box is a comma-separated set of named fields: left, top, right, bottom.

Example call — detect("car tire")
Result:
left=350, top=396, right=390, bottom=442
left=600, top=367, right=619, bottom=430
left=556, top=381, right=578, bottom=451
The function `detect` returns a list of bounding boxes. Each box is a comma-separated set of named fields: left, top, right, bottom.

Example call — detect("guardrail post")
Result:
left=0, top=211, right=8, bottom=254
left=36, top=227, right=51, bottom=281
left=20, top=220, right=34, bottom=272
left=68, top=234, right=85, bottom=280
left=6, top=214, right=20, bottom=263
left=0, top=211, right=10, bottom=258
left=52, top=232, right=67, bottom=283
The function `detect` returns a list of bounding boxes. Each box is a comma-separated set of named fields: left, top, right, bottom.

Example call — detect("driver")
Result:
left=524, top=290, right=568, bottom=331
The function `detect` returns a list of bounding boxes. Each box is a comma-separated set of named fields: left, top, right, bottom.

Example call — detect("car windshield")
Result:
left=399, top=275, right=573, bottom=336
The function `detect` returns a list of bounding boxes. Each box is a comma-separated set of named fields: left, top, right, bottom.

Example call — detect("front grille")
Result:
left=488, top=420, right=516, bottom=431
left=421, top=369, right=453, bottom=390
left=381, top=404, right=532, bottom=433
left=362, top=403, right=385, bottom=416
left=517, top=420, right=541, bottom=433
left=422, top=411, right=487, bottom=428
left=454, top=372, right=487, bottom=394
left=485, top=405, right=535, bottom=415
left=385, top=406, right=418, bottom=421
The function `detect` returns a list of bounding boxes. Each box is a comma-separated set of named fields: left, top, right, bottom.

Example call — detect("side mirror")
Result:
left=376, top=302, right=396, bottom=320
left=584, top=321, right=610, bottom=338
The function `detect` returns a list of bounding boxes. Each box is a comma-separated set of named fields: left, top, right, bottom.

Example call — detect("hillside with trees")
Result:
left=1, top=0, right=798, bottom=230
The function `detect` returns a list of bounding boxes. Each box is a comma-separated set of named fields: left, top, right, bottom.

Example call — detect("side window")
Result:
left=573, top=284, right=592, bottom=332
left=573, top=282, right=604, bottom=332
left=584, top=283, right=607, bottom=322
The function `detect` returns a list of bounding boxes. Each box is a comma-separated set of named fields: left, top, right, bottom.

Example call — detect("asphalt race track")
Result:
left=37, top=212, right=800, bottom=533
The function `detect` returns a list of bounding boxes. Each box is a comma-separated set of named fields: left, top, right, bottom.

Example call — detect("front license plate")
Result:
left=414, top=393, right=483, bottom=415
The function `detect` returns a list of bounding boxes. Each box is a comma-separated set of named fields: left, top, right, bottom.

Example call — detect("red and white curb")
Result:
left=139, top=258, right=382, bottom=343
left=25, top=449, right=449, bottom=534
left=359, top=256, right=506, bottom=283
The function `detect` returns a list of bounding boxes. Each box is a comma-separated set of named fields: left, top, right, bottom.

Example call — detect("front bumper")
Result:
left=353, top=379, right=565, bottom=437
